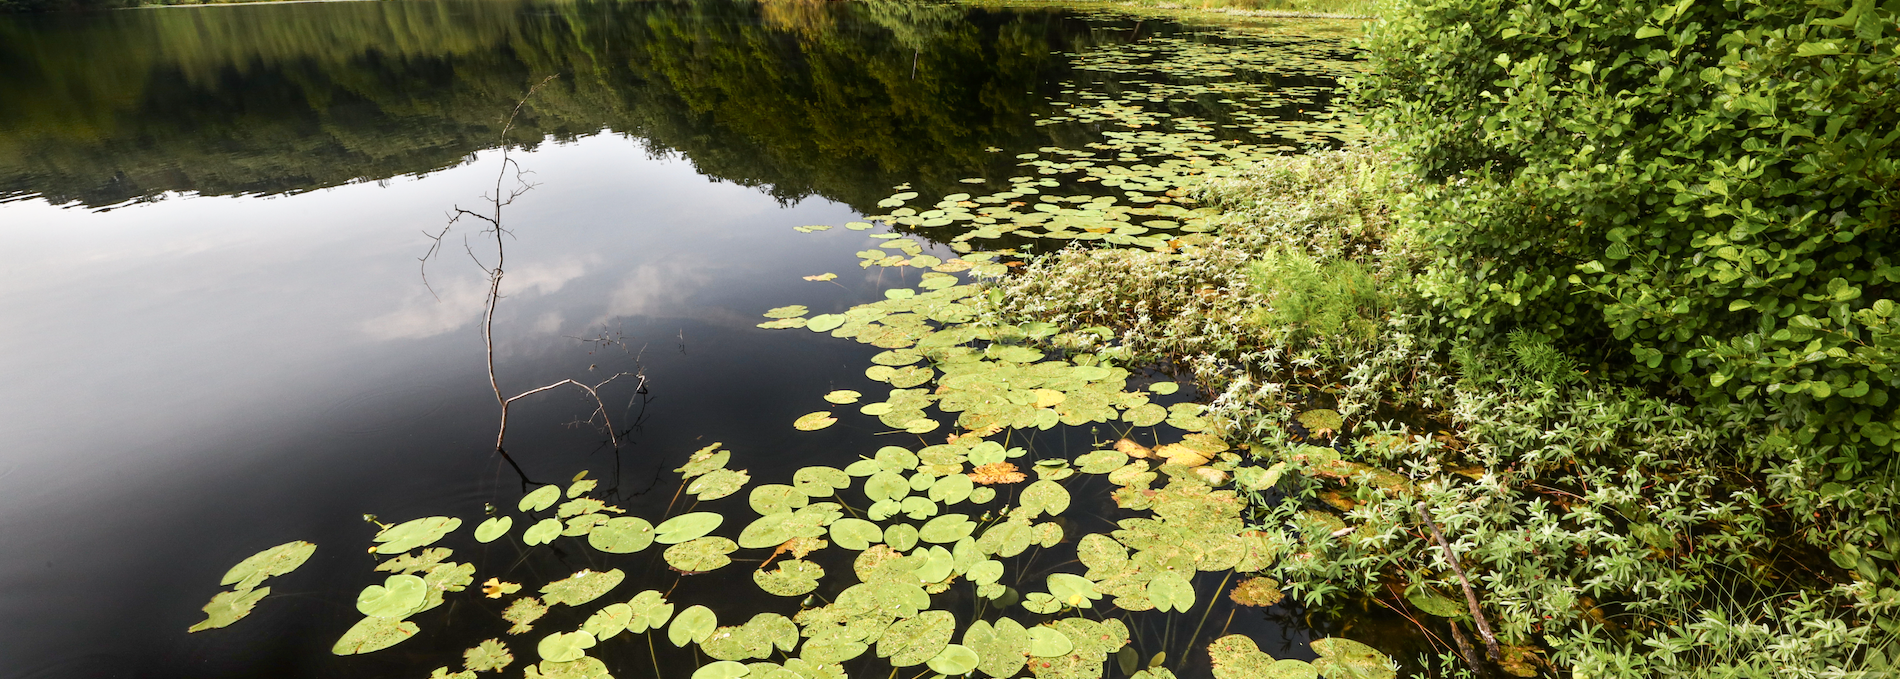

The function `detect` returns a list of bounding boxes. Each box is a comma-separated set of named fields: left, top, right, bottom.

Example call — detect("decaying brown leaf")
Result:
left=968, top=462, right=1027, bottom=485
left=1114, top=438, right=1153, bottom=459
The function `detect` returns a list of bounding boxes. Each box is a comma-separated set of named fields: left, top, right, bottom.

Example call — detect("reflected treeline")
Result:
left=0, top=0, right=1167, bottom=210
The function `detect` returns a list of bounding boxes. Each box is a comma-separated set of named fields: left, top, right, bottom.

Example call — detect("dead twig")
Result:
left=1417, top=501, right=1503, bottom=665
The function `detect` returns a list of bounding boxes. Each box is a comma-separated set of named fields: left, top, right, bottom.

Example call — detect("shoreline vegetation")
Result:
left=978, top=0, right=1898, bottom=675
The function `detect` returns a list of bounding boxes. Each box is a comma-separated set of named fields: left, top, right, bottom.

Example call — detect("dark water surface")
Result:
left=0, top=1, right=1345, bottom=677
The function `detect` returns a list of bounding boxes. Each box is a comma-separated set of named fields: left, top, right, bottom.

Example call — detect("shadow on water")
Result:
left=0, top=1, right=1385, bottom=677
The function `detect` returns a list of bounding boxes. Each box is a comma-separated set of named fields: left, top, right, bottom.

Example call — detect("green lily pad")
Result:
left=823, top=390, right=862, bottom=404
left=693, top=661, right=751, bottom=679
left=1209, top=635, right=1316, bottom=679
left=474, top=517, right=513, bottom=543
left=885, top=523, right=920, bottom=552
left=793, top=466, right=851, bottom=497
left=689, top=468, right=751, bottom=501
left=219, top=541, right=317, bottom=590
left=538, top=631, right=597, bottom=663
left=739, top=512, right=796, bottom=549
left=669, top=605, right=718, bottom=647
left=1150, top=382, right=1180, bottom=395
left=1020, top=480, right=1072, bottom=516
left=750, top=485, right=811, bottom=515
left=754, top=559, right=825, bottom=596
left=542, top=569, right=625, bottom=607
left=879, top=610, right=955, bottom=667
left=1148, top=573, right=1195, bottom=613
left=187, top=587, right=270, bottom=632
left=801, top=639, right=869, bottom=664
left=1405, top=584, right=1465, bottom=618
left=1125, top=403, right=1168, bottom=427
left=373, top=517, right=462, bottom=555
left=583, top=603, right=634, bottom=641
left=532, top=657, right=611, bottom=679
left=464, top=638, right=513, bottom=672
left=588, top=516, right=655, bottom=553
left=807, top=315, right=847, bottom=333
left=665, top=537, right=738, bottom=572
left=865, top=471, right=910, bottom=503
left=678, top=443, right=730, bottom=479
left=503, top=597, right=548, bottom=635
left=1310, top=638, right=1394, bottom=679
left=520, top=486, right=562, bottom=512
left=523, top=518, right=563, bottom=546
left=763, top=305, right=809, bottom=319
left=829, top=518, right=884, bottom=551
left=914, top=545, right=955, bottom=583
left=332, top=615, right=420, bottom=655
left=654, top=512, right=724, bottom=544
left=627, top=590, right=675, bottom=633
left=1028, top=626, right=1073, bottom=657
left=919, top=514, right=975, bottom=543
left=1048, top=573, right=1102, bottom=608
left=966, top=619, right=1030, bottom=678
left=928, top=644, right=981, bottom=675
left=1022, top=592, right=1063, bottom=614
left=793, top=412, right=837, bottom=431
left=357, top=574, right=428, bottom=618
left=1297, top=409, right=1343, bottom=433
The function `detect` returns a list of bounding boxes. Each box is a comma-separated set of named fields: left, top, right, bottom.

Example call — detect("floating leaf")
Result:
left=1297, top=410, right=1343, bottom=435
left=475, top=517, right=513, bottom=543
left=880, top=610, right=955, bottom=667
left=1048, top=573, right=1102, bottom=608
left=669, top=605, right=718, bottom=647
left=969, top=462, right=1026, bottom=485
left=542, top=569, right=625, bottom=607
left=1209, top=635, right=1314, bottom=679
left=808, top=315, right=847, bottom=333
left=829, top=518, right=885, bottom=551
left=532, top=657, right=611, bottom=679
left=793, top=412, right=837, bottom=431
left=678, top=443, right=730, bottom=479
left=1028, top=626, right=1074, bottom=657
left=464, top=639, right=513, bottom=673
left=627, top=590, right=675, bottom=633
left=750, top=485, right=811, bottom=515
left=1148, top=573, right=1195, bottom=613
left=520, top=486, right=562, bottom=512
left=1150, top=382, right=1180, bottom=395
left=188, top=587, right=270, bottom=632
left=1020, top=480, right=1072, bottom=516
left=523, top=518, right=563, bottom=546
left=928, top=644, right=981, bottom=675
left=538, top=631, right=597, bottom=663
left=763, top=305, right=809, bottom=319
left=754, top=559, right=825, bottom=596
left=504, top=597, right=549, bottom=635
left=654, top=512, right=724, bottom=544
left=357, top=574, right=428, bottom=618
left=803, top=273, right=839, bottom=282
left=966, top=619, right=1030, bottom=678
left=333, top=615, right=420, bottom=655
left=583, top=604, right=634, bottom=641
left=482, top=577, right=521, bottom=598
left=822, top=390, right=862, bottom=404
left=665, top=537, right=738, bottom=572
left=567, top=478, right=597, bottom=498
left=793, top=466, right=851, bottom=497
left=689, top=468, right=751, bottom=501
left=1310, top=638, right=1394, bottom=679
left=219, top=541, right=317, bottom=590
left=1229, top=577, right=1285, bottom=607
left=373, top=517, right=462, bottom=555
left=693, top=661, right=751, bottom=679
left=1405, top=584, right=1464, bottom=618
left=919, top=514, right=976, bottom=543
left=588, top=517, right=655, bottom=554
left=740, top=512, right=797, bottom=549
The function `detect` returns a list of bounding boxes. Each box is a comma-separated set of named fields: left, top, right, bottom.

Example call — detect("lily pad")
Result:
left=928, top=644, right=981, bottom=675
left=1028, top=626, right=1073, bottom=657
left=669, top=605, right=718, bottom=647
left=582, top=604, right=634, bottom=641
left=520, top=486, right=562, bottom=512
left=763, top=305, right=809, bottom=319
left=678, top=443, right=730, bottom=479
left=523, top=518, right=563, bottom=546
left=665, top=537, right=738, bottom=572
left=966, top=619, right=1030, bottom=678
left=1150, top=382, right=1180, bottom=395
left=1296, top=409, right=1343, bottom=434
left=332, top=615, right=420, bottom=655
left=822, top=390, right=862, bottom=404
left=475, top=517, right=513, bottom=543
left=538, top=631, right=597, bottom=663
left=693, top=661, right=751, bottom=679
left=1209, top=635, right=1314, bottom=679
left=807, top=315, right=847, bottom=333
left=654, top=512, right=724, bottom=544
left=504, top=597, right=549, bottom=634
left=187, top=587, right=270, bottom=632
left=1309, top=638, right=1394, bottom=679
left=1148, top=573, right=1195, bottom=613
left=627, top=590, right=675, bottom=633
left=1019, top=480, right=1072, bottom=516
left=793, top=466, right=851, bottom=497
left=588, top=517, right=655, bottom=554
left=880, top=610, right=955, bottom=667
left=1048, top=573, right=1102, bottom=608
left=373, top=517, right=462, bottom=555
left=464, top=638, right=513, bottom=672
left=1229, top=577, right=1285, bottom=607
left=793, top=412, right=837, bottom=431
left=689, top=468, right=751, bottom=501
left=219, top=541, right=317, bottom=590
left=830, top=518, right=885, bottom=551
left=357, top=574, right=428, bottom=618
left=542, top=569, right=625, bottom=607
left=750, top=485, right=811, bottom=515
left=754, top=559, right=826, bottom=596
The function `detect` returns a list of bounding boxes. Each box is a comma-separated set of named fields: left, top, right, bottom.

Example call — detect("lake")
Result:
left=0, top=1, right=1367, bottom=677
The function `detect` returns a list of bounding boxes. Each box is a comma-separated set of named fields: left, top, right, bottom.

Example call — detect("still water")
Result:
left=0, top=1, right=1353, bottom=676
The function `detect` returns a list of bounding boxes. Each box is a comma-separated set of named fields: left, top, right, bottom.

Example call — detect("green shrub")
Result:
left=1246, top=246, right=1389, bottom=350
left=1358, top=0, right=1900, bottom=474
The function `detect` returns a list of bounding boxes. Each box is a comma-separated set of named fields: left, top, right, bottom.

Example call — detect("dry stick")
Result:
left=1417, top=501, right=1503, bottom=663
left=1446, top=619, right=1491, bottom=679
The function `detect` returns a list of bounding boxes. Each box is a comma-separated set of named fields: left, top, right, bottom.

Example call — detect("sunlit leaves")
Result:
left=1147, top=573, right=1195, bottom=612
left=520, top=486, right=562, bottom=512
left=541, top=569, right=624, bottom=607
left=587, top=517, right=655, bottom=553
left=475, top=517, right=512, bottom=543
left=333, top=616, right=419, bottom=655
left=668, top=605, right=717, bottom=647
left=503, top=597, right=549, bottom=635
left=665, top=537, right=738, bottom=572
left=187, top=587, right=270, bottom=633
left=523, top=518, right=562, bottom=546
left=822, top=390, right=861, bottom=404
left=754, top=559, right=825, bottom=596
left=219, top=541, right=317, bottom=590
left=626, top=590, right=674, bottom=633
left=582, top=604, right=633, bottom=641
left=1310, top=638, right=1394, bottom=679
left=793, top=411, right=837, bottom=431
left=653, top=512, right=723, bottom=544
left=357, top=574, right=428, bottom=618
left=373, top=517, right=462, bottom=555
left=463, top=639, right=513, bottom=673
left=1027, top=625, right=1073, bottom=657
left=688, top=468, right=750, bottom=501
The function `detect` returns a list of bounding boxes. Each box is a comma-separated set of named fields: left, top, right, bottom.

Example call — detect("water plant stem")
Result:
left=1417, top=501, right=1500, bottom=663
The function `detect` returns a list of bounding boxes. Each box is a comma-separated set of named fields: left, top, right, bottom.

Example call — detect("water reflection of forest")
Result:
left=0, top=0, right=1156, bottom=210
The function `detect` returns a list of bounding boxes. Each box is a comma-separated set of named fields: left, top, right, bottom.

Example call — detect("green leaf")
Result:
left=665, top=537, right=739, bottom=572
left=627, top=590, right=675, bottom=633
left=1048, top=573, right=1102, bottom=608
left=373, top=517, right=462, bottom=555
left=523, top=518, right=563, bottom=546
left=356, top=574, right=428, bottom=618
left=542, top=569, right=626, bottom=607
left=538, top=631, right=597, bottom=663
left=793, top=412, right=837, bottom=431
left=669, top=605, right=718, bottom=647
left=187, top=587, right=270, bottom=632
left=830, top=518, right=885, bottom=550
left=692, top=661, right=751, bottom=679
left=463, top=639, right=513, bottom=672
left=1028, top=626, right=1074, bottom=657
left=879, top=610, right=956, bottom=667
left=588, top=517, right=655, bottom=553
left=688, top=468, right=751, bottom=501
left=750, top=485, right=811, bottom=515
left=1310, top=638, right=1394, bottom=679
left=1634, top=25, right=1664, bottom=39
left=474, top=517, right=513, bottom=543
left=966, top=619, right=1030, bottom=678
left=219, top=541, right=317, bottom=590
left=1020, top=479, right=1071, bottom=516
left=927, top=644, right=981, bottom=675
left=582, top=604, right=634, bottom=641
left=1148, top=573, right=1195, bottom=613
left=332, top=616, right=420, bottom=655
left=520, top=485, right=562, bottom=512
left=793, top=466, right=852, bottom=497
left=754, top=559, right=826, bottom=596
left=654, top=512, right=724, bottom=544
left=823, top=390, right=862, bottom=404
